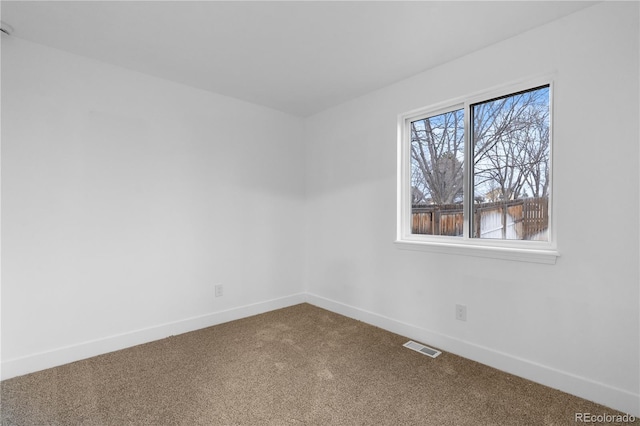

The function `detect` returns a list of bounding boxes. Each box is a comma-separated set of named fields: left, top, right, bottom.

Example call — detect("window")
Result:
left=397, top=79, right=558, bottom=263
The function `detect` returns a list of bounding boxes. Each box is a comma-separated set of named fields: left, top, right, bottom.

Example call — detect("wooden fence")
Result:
left=412, top=197, right=548, bottom=240
left=412, top=203, right=464, bottom=236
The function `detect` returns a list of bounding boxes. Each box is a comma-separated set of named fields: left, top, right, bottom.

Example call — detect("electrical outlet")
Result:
left=215, top=285, right=224, bottom=298
left=455, top=304, right=467, bottom=321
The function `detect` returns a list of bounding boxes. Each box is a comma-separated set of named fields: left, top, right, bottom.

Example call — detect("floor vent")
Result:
left=403, top=341, right=441, bottom=358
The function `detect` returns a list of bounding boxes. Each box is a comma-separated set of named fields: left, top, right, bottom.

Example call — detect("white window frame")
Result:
left=395, top=76, right=559, bottom=264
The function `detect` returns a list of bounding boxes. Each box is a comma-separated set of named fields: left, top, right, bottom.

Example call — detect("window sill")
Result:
left=394, top=239, right=559, bottom=264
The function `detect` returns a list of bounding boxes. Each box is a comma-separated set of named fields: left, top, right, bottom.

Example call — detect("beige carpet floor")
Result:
left=1, top=303, right=637, bottom=425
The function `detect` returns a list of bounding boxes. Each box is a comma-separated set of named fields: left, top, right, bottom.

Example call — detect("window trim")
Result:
left=396, top=76, right=559, bottom=264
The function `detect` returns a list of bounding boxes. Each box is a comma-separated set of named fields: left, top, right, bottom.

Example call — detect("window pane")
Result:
left=410, top=109, right=464, bottom=236
left=472, top=86, right=550, bottom=240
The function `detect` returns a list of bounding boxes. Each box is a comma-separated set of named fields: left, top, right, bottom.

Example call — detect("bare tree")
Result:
left=410, top=109, right=464, bottom=205
left=521, top=111, right=550, bottom=198
left=472, top=87, right=549, bottom=201
left=410, top=87, right=549, bottom=209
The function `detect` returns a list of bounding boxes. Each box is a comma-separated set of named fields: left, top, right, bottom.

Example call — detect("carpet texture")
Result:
left=1, top=303, right=637, bottom=425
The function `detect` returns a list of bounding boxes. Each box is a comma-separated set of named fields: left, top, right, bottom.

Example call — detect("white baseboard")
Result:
left=305, top=292, right=640, bottom=418
left=1, top=293, right=306, bottom=381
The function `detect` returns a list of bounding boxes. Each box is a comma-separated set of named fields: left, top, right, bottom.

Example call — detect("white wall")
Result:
left=1, top=37, right=307, bottom=377
left=304, top=2, right=639, bottom=416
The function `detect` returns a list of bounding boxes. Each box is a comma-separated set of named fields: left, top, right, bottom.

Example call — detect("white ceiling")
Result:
left=1, top=1, right=595, bottom=117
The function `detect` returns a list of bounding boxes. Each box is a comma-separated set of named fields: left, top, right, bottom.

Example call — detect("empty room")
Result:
left=1, top=1, right=639, bottom=424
